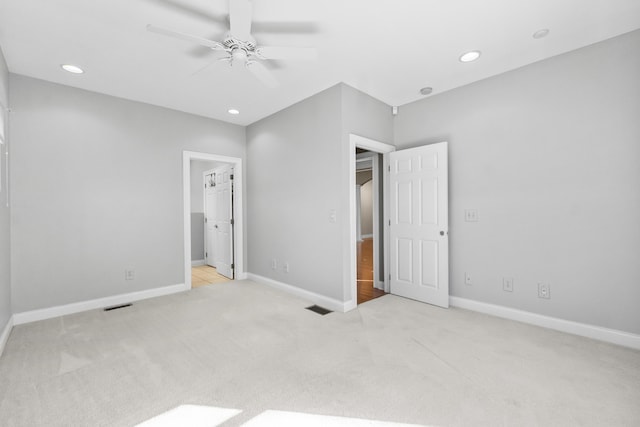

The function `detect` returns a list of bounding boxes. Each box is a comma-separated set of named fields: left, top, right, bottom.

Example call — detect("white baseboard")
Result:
left=247, top=273, right=350, bottom=313
left=0, top=315, right=14, bottom=357
left=191, top=260, right=206, bottom=267
left=343, top=299, right=357, bottom=312
left=236, top=272, right=248, bottom=281
left=450, top=296, right=640, bottom=350
left=13, top=283, right=188, bottom=325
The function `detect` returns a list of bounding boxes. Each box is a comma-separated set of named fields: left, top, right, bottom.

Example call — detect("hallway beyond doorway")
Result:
left=357, top=237, right=386, bottom=304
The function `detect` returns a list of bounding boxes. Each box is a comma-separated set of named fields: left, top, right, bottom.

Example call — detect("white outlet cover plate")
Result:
left=465, top=209, right=478, bottom=222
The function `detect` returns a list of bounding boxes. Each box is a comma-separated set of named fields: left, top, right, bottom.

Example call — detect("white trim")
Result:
left=0, top=315, right=14, bottom=357
left=351, top=134, right=396, bottom=154
left=191, top=260, right=205, bottom=267
left=248, top=273, right=351, bottom=313
left=13, top=283, right=187, bottom=325
left=347, top=134, right=395, bottom=310
left=355, top=185, right=362, bottom=241
left=370, top=153, right=381, bottom=291
left=450, top=296, right=640, bottom=350
left=183, top=151, right=244, bottom=290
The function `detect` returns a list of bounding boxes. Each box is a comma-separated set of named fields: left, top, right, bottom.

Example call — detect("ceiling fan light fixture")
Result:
left=61, top=64, right=84, bottom=74
left=459, top=50, right=481, bottom=63
left=228, top=109, right=240, bottom=115
left=231, top=48, right=248, bottom=65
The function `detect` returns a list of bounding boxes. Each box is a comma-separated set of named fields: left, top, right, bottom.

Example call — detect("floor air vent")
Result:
left=104, top=303, right=132, bottom=312
left=305, top=305, right=332, bottom=315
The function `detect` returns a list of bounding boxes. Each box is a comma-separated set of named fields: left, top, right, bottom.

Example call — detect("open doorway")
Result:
left=348, top=134, right=396, bottom=309
left=183, top=151, right=245, bottom=290
left=355, top=149, right=386, bottom=304
left=190, top=162, right=234, bottom=287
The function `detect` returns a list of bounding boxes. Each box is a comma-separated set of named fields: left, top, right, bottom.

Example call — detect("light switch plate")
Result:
left=503, top=277, right=514, bottom=292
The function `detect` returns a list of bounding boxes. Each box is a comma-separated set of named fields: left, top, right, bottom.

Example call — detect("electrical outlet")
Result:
left=125, top=269, right=135, bottom=281
left=465, top=209, right=478, bottom=222
left=503, top=277, right=514, bottom=292
left=283, top=262, right=290, bottom=273
left=465, top=272, right=472, bottom=285
left=271, top=259, right=277, bottom=270
left=538, top=283, right=550, bottom=299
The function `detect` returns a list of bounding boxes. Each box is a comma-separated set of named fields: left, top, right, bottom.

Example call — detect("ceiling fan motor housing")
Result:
left=223, top=34, right=257, bottom=65
left=223, top=34, right=256, bottom=51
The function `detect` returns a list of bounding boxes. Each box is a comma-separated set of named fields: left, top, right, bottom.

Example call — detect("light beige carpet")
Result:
left=0, top=280, right=639, bottom=426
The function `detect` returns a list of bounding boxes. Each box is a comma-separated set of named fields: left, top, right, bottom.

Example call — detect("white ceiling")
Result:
left=1, top=0, right=639, bottom=126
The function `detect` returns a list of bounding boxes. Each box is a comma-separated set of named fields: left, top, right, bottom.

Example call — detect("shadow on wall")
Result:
left=191, top=212, right=205, bottom=261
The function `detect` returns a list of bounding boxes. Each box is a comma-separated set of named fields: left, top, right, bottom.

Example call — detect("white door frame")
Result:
left=183, top=151, right=245, bottom=289
left=346, top=134, right=395, bottom=311
left=356, top=154, right=383, bottom=290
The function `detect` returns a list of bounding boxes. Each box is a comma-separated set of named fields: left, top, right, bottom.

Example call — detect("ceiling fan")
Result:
left=147, top=0, right=318, bottom=87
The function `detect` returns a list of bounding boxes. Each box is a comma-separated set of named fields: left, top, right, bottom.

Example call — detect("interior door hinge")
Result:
left=205, top=252, right=208, bottom=258
left=389, top=219, right=391, bottom=226
left=230, top=218, right=234, bottom=225
left=231, top=263, right=235, bottom=270
left=388, top=165, right=391, bottom=172
left=230, top=174, right=234, bottom=180
left=204, top=217, right=207, bottom=223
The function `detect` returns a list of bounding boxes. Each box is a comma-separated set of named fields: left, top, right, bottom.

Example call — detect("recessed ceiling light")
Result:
left=419, top=87, right=433, bottom=96
left=532, top=29, right=550, bottom=39
left=459, top=51, right=481, bottom=63
left=228, top=109, right=240, bottom=115
left=61, top=64, right=84, bottom=74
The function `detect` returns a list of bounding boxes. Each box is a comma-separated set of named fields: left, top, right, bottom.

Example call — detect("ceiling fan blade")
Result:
left=246, top=61, right=278, bottom=88
left=229, top=0, right=253, bottom=40
left=147, top=25, right=225, bottom=50
left=252, top=21, right=320, bottom=34
left=191, top=56, right=229, bottom=76
left=256, top=46, right=318, bottom=61
left=147, top=0, right=227, bottom=25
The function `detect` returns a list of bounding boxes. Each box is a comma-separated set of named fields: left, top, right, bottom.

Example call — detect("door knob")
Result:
left=440, top=231, right=445, bottom=236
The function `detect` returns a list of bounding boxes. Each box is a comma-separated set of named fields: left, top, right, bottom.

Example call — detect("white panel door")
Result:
left=214, top=165, right=234, bottom=279
left=389, top=142, right=449, bottom=308
left=205, top=173, right=217, bottom=267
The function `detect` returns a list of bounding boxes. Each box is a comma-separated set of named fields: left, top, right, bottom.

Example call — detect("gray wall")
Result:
left=341, top=84, right=394, bottom=145
left=191, top=213, right=205, bottom=261
left=0, top=47, right=11, bottom=331
left=247, top=83, right=393, bottom=303
left=394, top=30, right=640, bottom=334
left=9, top=75, right=245, bottom=313
left=247, top=85, right=344, bottom=300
